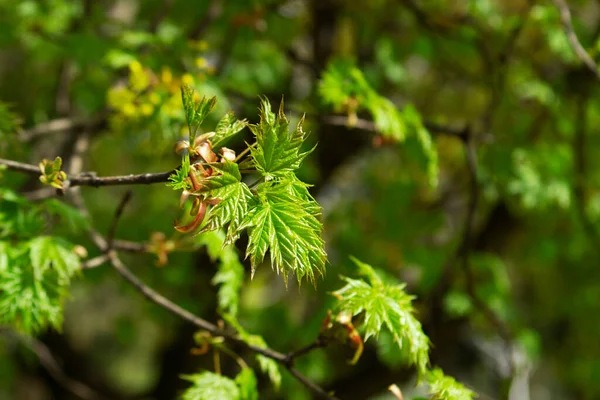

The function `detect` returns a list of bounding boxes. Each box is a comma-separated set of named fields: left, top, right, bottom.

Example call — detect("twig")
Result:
left=18, top=114, right=105, bottom=142
left=323, top=115, right=467, bottom=139
left=459, top=132, right=515, bottom=376
left=105, top=252, right=337, bottom=399
left=106, top=191, right=133, bottom=250
left=553, top=0, right=600, bottom=81
left=81, top=254, right=111, bottom=269
left=5, top=330, right=106, bottom=400
left=285, top=338, right=326, bottom=366
left=0, top=157, right=174, bottom=188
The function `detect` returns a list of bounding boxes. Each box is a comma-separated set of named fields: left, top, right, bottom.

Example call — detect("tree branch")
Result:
left=0, top=157, right=174, bottom=188
left=323, top=115, right=467, bottom=139
left=106, top=251, right=338, bottom=399
left=554, top=0, right=600, bottom=81
left=106, top=190, right=133, bottom=250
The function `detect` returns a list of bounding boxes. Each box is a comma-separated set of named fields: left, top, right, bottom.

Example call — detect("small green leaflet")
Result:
left=425, top=368, right=477, bottom=400
left=199, top=161, right=254, bottom=245
left=0, top=239, right=78, bottom=333
left=29, top=236, right=81, bottom=282
left=181, top=85, right=216, bottom=141
left=224, top=314, right=282, bottom=390
left=239, top=180, right=326, bottom=285
left=180, top=369, right=258, bottom=400
left=249, top=98, right=312, bottom=178
left=235, top=368, right=258, bottom=400
left=333, top=257, right=430, bottom=376
left=213, top=111, right=247, bottom=148
left=198, top=230, right=245, bottom=317
left=180, top=371, right=240, bottom=400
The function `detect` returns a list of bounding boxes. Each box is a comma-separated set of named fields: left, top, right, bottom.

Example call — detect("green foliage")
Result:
left=224, top=315, right=281, bottom=390
left=38, top=157, right=67, bottom=189
left=333, top=257, right=430, bottom=376
left=213, top=111, right=247, bottom=148
left=249, top=99, right=311, bottom=178
left=169, top=89, right=326, bottom=285
left=0, top=236, right=80, bottom=334
left=180, top=371, right=240, bottom=400
left=181, top=85, right=217, bottom=142
left=240, top=179, right=326, bottom=284
left=199, top=161, right=254, bottom=245
left=318, top=60, right=438, bottom=186
left=198, top=230, right=245, bottom=317
left=425, top=368, right=477, bottom=400
left=235, top=368, right=258, bottom=400
left=181, top=368, right=258, bottom=400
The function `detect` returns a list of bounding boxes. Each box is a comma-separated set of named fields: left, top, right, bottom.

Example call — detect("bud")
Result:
left=197, top=141, right=217, bottom=163
left=220, top=147, right=236, bottom=162
left=174, top=140, right=190, bottom=156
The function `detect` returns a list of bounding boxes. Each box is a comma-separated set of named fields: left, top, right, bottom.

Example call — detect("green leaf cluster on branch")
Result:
left=319, top=60, right=439, bottom=187
left=0, top=190, right=83, bottom=333
left=169, top=87, right=326, bottom=285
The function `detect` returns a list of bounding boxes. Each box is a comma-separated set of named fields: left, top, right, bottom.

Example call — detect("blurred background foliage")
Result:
left=1, top=0, right=600, bottom=399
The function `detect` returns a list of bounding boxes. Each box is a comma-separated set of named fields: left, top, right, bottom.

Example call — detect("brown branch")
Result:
left=459, top=132, right=515, bottom=376
left=19, top=114, right=106, bottom=142
left=554, top=0, right=600, bottom=81
left=0, top=157, right=174, bottom=188
left=323, top=115, right=467, bottom=139
left=285, top=338, right=326, bottom=366
left=106, top=251, right=338, bottom=399
left=106, top=191, right=133, bottom=250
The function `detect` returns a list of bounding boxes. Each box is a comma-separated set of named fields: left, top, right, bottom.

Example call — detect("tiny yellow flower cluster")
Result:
left=107, top=59, right=207, bottom=127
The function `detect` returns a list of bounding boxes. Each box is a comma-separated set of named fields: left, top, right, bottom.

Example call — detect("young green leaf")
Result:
left=180, top=371, right=240, bottom=400
left=29, top=236, right=81, bottom=282
left=198, top=230, right=245, bottom=317
left=181, top=85, right=217, bottom=140
left=239, top=180, right=326, bottom=285
left=0, top=241, right=73, bottom=333
left=224, top=314, right=281, bottom=390
left=249, top=99, right=312, bottom=178
left=235, top=368, right=258, bottom=400
left=199, top=161, right=255, bottom=244
left=213, top=111, right=247, bottom=148
left=333, top=257, right=430, bottom=375
left=425, top=368, right=477, bottom=400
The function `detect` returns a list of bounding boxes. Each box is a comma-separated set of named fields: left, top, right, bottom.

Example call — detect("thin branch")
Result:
left=459, top=131, right=516, bottom=376
left=18, top=114, right=105, bottom=142
left=0, top=157, right=174, bottom=188
left=68, top=171, right=174, bottom=188
left=0, top=158, right=41, bottom=174
left=81, top=254, right=110, bottom=269
left=285, top=338, right=326, bottom=366
left=287, top=366, right=339, bottom=400
left=105, top=252, right=337, bottom=398
left=554, top=0, right=600, bottom=81
left=106, top=191, right=133, bottom=250
left=323, top=115, right=467, bottom=139
left=6, top=331, right=106, bottom=400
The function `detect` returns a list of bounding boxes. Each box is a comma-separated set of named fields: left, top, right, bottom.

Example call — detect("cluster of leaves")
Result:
left=168, top=87, right=326, bottom=286
left=38, top=156, right=67, bottom=189
left=318, top=60, right=438, bottom=187
left=181, top=369, right=257, bottom=400
left=331, top=258, right=475, bottom=400
left=0, top=190, right=84, bottom=333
